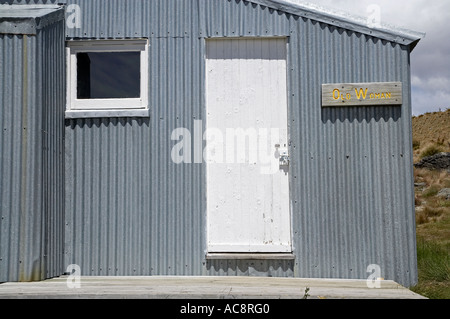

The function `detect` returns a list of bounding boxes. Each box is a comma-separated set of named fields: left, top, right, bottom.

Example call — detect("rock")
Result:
left=414, top=152, right=450, bottom=171
left=437, top=188, right=450, bottom=200
left=414, top=182, right=426, bottom=188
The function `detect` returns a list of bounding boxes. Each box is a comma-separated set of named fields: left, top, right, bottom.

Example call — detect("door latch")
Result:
left=279, top=149, right=290, bottom=167
left=275, top=144, right=289, bottom=167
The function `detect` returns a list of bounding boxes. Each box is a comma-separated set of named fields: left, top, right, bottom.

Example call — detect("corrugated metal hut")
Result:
left=0, top=0, right=424, bottom=288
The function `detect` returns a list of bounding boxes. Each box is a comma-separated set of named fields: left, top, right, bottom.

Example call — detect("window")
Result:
left=66, top=39, right=149, bottom=118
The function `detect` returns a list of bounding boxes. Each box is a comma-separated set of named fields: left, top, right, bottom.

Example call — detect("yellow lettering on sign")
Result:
left=322, top=82, right=402, bottom=107
left=355, top=88, right=368, bottom=100
left=333, top=89, right=340, bottom=100
left=368, top=92, right=392, bottom=99
left=330, top=87, right=394, bottom=103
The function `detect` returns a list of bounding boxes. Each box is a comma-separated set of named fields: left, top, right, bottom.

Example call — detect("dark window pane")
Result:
left=77, top=52, right=141, bottom=99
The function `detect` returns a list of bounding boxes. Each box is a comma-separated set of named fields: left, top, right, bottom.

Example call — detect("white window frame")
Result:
left=66, top=39, right=149, bottom=119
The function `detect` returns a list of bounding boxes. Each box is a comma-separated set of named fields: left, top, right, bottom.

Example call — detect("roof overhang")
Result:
left=249, top=0, right=425, bottom=51
left=0, top=4, right=65, bottom=35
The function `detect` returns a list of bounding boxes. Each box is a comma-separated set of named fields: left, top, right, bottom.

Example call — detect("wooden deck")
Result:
left=0, top=276, right=426, bottom=299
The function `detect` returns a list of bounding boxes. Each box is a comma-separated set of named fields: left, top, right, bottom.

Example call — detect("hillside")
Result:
left=410, top=108, right=450, bottom=299
left=412, top=109, right=450, bottom=163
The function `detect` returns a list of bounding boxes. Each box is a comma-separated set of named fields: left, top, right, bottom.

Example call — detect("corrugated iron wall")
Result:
left=288, top=18, right=417, bottom=286
left=64, top=35, right=207, bottom=276
left=1, top=0, right=418, bottom=287
left=200, top=1, right=416, bottom=287
left=0, top=33, right=39, bottom=282
left=0, top=19, right=66, bottom=282
left=39, top=19, right=66, bottom=280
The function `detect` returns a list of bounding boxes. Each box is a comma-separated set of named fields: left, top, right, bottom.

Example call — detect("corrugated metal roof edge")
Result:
left=0, top=4, right=65, bottom=35
left=248, top=0, right=425, bottom=51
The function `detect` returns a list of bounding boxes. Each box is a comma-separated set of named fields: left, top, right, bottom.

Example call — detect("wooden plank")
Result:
left=0, top=276, right=426, bottom=299
left=322, top=82, right=402, bottom=107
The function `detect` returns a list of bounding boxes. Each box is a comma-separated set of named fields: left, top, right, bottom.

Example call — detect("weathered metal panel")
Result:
left=61, top=0, right=196, bottom=39
left=206, top=259, right=295, bottom=277
left=64, top=36, right=207, bottom=276
left=250, top=0, right=424, bottom=49
left=0, top=4, right=65, bottom=35
left=60, top=0, right=418, bottom=287
left=0, top=0, right=424, bottom=47
left=0, top=33, right=39, bottom=282
left=0, top=0, right=65, bottom=4
left=198, top=0, right=291, bottom=38
left=39, top=19, right=66, bottom=280
left=0, top=14, right=65, bottom=282
left=287, top=18, right=417, bottom=287
left=1, top=0, right=419, bottom=287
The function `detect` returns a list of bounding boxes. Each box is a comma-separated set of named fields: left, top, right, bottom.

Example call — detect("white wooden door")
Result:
left=205, top=38, right=291, bottom=253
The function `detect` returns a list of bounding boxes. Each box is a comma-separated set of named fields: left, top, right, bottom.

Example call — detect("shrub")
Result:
left=416, top=206, right=445, bottom=225
left=415, top=195, right=422, bottom=206
left=423, top=185, right=441, bottom=198
left=445, top=179, right=450, bottom=188
left=421, top=145, right=443, bottom=159
left=413, top=139, right=421, bottom=150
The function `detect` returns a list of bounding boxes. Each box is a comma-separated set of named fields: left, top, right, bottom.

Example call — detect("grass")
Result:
left=411, top=238, right=450, bottom=299
left=409, top=110, right=450, bottom=299
left=411, top=167, right=450, bottom=299
left=416, top=206, right=446, bottom=225
left=416, top=240, right=450, bottom=282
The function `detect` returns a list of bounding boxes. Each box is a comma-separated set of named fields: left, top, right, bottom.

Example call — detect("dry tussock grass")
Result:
left=412, top=109, right=450, bottom=163
left=415, top=168, right=450, bottom=226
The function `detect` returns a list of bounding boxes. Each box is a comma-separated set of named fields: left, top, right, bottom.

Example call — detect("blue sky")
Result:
left=288, top=0, right=450, bottom=116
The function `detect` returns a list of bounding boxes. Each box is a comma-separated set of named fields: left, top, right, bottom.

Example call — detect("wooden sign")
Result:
left=322, top=82, right=402, bottom=107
